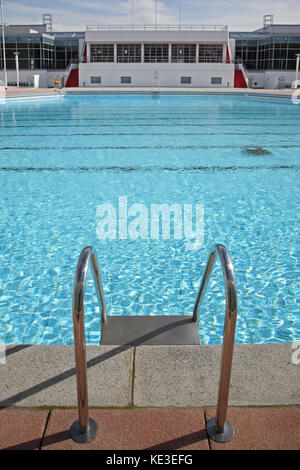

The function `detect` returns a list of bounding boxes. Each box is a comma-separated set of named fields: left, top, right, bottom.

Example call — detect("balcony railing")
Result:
left=86, top=25, right=228, bottom=31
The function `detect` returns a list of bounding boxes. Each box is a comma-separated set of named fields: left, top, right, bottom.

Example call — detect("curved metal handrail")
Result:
left=192, top=244, right=238, bottom=443
left=70, top=246, right=106, bottom=443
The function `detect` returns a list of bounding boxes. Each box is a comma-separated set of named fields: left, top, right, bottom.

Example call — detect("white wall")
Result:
left=247, top=70, right=297, bottom=89
left=85, top=30, right=229, bottom=44
left=6, top=70, right=66, bottom=88
left=79, top=63, right=234, bottom=88
left=263, top=71, right=297, bottom=89
left=247, top=72, right=265, bottom=88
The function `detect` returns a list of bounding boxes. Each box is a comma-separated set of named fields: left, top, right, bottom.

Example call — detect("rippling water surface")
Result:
left=0, top=94, right=299, bottom=345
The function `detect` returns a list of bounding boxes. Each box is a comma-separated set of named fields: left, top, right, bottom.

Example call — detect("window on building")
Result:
left=199, top=44, right=223, bottom=62
left=144, top=44, right=169, bottom=63
left=0, top=34, right=54, bottom=71
left=90, top=44, right=114, bottom=62
left=121, top=76, right=131, bottom=84
left=117, top=44, right=141, bottom=63
left=211, top=77, right=222, bottom=84
left=90, top=76, right=101, bottom=84
left=172, top=44, right=196, bottom=63
left=246, top=35, right=300, bottom=71
left=54, top=38, right=79, bottom=69
left=181, top=76, right=192, bottom=84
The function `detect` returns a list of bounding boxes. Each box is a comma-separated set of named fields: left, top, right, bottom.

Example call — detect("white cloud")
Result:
left=3, top=0, right=178, bottom=31
left=2, top=0, right=300, bottom=31
left=182, top=0, right=300, bottom=30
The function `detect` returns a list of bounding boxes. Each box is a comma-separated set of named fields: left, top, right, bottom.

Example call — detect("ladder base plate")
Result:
left=100, top=316, right=200, bottom=345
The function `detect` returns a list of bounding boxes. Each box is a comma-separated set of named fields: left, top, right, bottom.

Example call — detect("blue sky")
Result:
left=2, top=0, right=300, bottom=31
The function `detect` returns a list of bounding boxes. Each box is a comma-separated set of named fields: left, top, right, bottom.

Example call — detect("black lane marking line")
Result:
left=2, top=123, right=300, bottom=129
left=1, top=165, right=298, bottom=172
left=0, top=145, right=299, bottom=151
left=1, top=110, right=296, bottom=116
left=1, top=118, right=299, bottom=127
left=0, top=132, right=298, bottom=137
left=2, top=115, right=299, bottom=123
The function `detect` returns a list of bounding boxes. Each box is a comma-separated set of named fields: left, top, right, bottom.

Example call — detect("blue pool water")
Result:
left=0, top=93, right=299, bottom=345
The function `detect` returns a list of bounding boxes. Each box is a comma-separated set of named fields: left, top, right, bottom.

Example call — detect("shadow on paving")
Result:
left=1, top=320, right=197, bottom=407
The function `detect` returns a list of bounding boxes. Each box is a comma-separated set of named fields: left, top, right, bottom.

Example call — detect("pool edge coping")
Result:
left=1, top=343, right=299, bottom=408
left=1, top=87, right=298, bottom=102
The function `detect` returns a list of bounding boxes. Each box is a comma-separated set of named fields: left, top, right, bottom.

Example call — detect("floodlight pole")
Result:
left=295, top=54, right=300, bottom=87
left=179, top=0, right=182, bottom=30
left=0, top=0, right=7, bottom=88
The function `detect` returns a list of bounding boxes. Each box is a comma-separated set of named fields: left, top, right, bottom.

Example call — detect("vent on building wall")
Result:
left=181, top=76, right=192, bottom=84
left=121, top=76, right=132, bottom=84
left=90, top=76, right=101, bottom=84
left=211, top=77, right=222, bottom=85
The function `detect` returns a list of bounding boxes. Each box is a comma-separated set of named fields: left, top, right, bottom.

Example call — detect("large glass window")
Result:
left=54, top=38, right=79, bottom=69
left=0, top=34, right=54, bottom=70
left=117, top=44, right=141, bottom=63
left=235, top=35, right=300, bottom=71
left=41, top=36, right=54, bottom=70
left=171, top=44, right=196, bottom=63
left=144, top=44, right=169, bottom=63
left=90, top=44, right=114, bottom=62
left=235, top=39, right=259, bottom=70
left=198, top=44, right=223, bottom=63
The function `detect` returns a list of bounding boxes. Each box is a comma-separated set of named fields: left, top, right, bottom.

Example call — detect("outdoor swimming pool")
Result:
left=0, top=93, right=299, bottom=345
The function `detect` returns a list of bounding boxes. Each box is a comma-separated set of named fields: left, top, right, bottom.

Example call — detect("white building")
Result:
left=1, top=14, right=299, bottom=89
left=78, top=26, right=239, bottom=88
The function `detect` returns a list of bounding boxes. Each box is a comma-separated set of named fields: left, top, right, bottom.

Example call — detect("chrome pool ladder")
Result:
left=70, top=246, right=106, bottom=443
left=193, top=243, right=238, bottom=442
left=70, top=243, right=238, bottom=444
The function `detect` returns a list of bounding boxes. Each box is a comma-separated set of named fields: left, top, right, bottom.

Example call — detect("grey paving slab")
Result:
left=1, top=343, right=298, bottom=408
left=0, top=345, right=133, bottom=407
left=230, top=343, right=300, bottom=406
left=133, top=344, right=300, bottom=407
left=133, top=345, right=220, bottom=407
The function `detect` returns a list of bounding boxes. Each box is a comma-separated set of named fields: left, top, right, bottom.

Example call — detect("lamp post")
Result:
left=13, top=52, right=19, bottom=87
left=0, top=0, right=7, bottom=88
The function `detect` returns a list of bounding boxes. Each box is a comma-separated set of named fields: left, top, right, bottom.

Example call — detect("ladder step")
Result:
left=100, top=315, right=200, bottom=345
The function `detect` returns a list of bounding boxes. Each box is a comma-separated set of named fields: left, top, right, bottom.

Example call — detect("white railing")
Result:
left=86, top=24, right=228, bottom=31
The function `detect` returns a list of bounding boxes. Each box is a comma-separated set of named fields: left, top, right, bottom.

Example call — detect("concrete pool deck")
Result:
left=2, top=86, right=298, bottom=98
left=0, top=343, right=299, bottom=450
left=1, top=344, right=299, bottom=408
